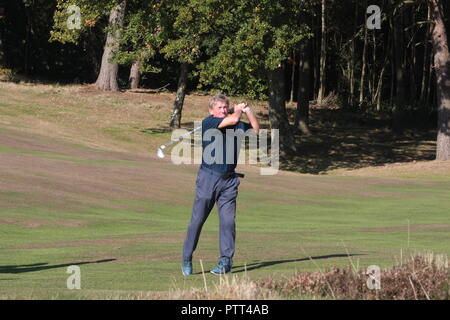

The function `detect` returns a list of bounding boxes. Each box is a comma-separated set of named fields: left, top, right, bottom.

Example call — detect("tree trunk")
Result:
left=410, top=40, right=417, bottom=103
left=371, top=30, right=377, bottom=105
left=317, top=0, right=326, bottom=104
left=94, top=0, right=127, bottom=91
left=408, top=8, right=417, bottom=104
left=375, top=22, right=391, bottom=111
left=0, top=4, right=5, bottom=69
left=295, top=39, right=313, bottom=136
left=169, top=63, right=189, bottom=129
left=129, top=59, right=141, bottom=89
left=268, top=63, right=296, bottom=156
left=394, top=10, right=406, bottom=106
left=313, top=28, right=319, bottom=100
left=349, top=2, right=358, bottom=106
left=389, top=13, right=395, bottom=107
left=426, top=51, right=434, bottom=105
left=349, top=41, right=355, bottom=106
left=429, top=0, right=450, bottom=160
left=0, top=43, right=4, bottom=71
left=420, top=5, right=432, bottom=103
left=290, top=53, right=296, bottom=103
left=375, top=58, right=388, bottom=112
left=359, top=17, right=368, bottom=106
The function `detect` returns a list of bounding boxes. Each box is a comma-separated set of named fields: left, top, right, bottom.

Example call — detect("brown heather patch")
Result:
left=259, top=252, right=450, bottom=300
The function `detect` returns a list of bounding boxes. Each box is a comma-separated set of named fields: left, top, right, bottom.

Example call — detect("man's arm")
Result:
left=218, top=103, right=246, bottom=128
left=243, top=106, right=260, bottom=135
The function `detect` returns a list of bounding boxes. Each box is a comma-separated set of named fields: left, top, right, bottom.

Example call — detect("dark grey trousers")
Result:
left=182, top=167, right=240, bottom=262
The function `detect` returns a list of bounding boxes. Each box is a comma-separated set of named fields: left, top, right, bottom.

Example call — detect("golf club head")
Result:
left=157, top=145, right=166, bottom=158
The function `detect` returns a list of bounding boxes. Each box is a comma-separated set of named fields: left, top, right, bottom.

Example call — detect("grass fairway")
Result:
left=0, top=82, right=449, bottom=299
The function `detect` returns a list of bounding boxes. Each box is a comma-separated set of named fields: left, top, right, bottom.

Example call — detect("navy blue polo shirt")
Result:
left=200, top=115, right=252, bottom=174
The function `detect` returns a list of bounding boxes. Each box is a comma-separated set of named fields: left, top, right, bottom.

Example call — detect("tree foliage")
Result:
left=192, top=0, right=312, bottom=98
left=1, top=0, right=449, bottom=112
left=113, top=0, right=163, bottom=73
left=49, top=0, right=113, bottom=44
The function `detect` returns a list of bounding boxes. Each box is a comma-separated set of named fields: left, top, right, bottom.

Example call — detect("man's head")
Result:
left=209, top=94, right=230, bottom=118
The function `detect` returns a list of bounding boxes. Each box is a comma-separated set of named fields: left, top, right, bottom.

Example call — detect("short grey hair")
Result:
left=209, top=94, right=229, bottom=109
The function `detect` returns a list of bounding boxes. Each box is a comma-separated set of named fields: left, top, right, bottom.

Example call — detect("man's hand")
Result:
left=242, top=105, right=260, bottom=135
left=218, top=103, right=245, bottom=128
left=233, top=103, right=247, bottom=112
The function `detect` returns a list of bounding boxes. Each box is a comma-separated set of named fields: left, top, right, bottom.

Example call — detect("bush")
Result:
left=0, top=67, right=15, bottom=81
left=259, top=253, right=449, bottom=300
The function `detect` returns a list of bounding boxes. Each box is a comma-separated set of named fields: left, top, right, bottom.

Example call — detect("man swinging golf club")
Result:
left=182, top=94, right=260, bottom=275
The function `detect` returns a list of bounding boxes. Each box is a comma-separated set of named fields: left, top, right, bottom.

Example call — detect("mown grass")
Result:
left=1, top=181, right=449, bottom=296
left=0, top=145, right=145, bottom=166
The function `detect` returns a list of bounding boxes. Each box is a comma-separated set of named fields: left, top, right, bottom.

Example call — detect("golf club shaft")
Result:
left=163, top=126, right=201, bottom=148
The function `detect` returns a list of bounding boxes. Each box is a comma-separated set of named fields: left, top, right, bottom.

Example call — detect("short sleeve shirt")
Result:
left=200, top=115, right=252, bottom=174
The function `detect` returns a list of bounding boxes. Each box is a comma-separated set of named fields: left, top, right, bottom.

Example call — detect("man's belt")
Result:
left=222, top=172, right=245, bottom=179
left=199, top=166, right=245, bottom=179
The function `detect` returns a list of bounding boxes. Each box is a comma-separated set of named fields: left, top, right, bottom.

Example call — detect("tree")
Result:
left=394, top=3, right=407, bottom=107
left=50, top=0, right=130, bottom=86
left=317, top=0, right=327, bottom=105
left=52, top=0, right=162, bottom=91
left=128, top=58, right=141, bottom=89
left=268, top=62, right=297, bottom=155
left=94, top=0, right=127, bottom=91
left=169, top=63, right=188, bottom=128
left=114, top=0, right=164, bottom=90
left=429, top=0, right=450, bottom=160
left=161, top=0, right=204, bottom=128
left=420, top=4, right=432, bottom=104
left=295, top=38, right=313, bottom=135
left=359, top=0, right=368, bottom=106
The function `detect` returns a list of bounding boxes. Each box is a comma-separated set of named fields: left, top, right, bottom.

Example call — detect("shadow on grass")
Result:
left=141, top=127, right=172, bottom=135
left=141, top=123, right=198, bottom=136
left=280, top=108, right=436, bottom=174
left=0, top=259, right=116, bottom=274
left=194, top=254, right=362, bottom=275
left=232, top=253, right=363, bottom=273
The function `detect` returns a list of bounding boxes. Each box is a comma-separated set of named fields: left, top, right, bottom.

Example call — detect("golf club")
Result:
left=156, top=126, right=202, bottom=158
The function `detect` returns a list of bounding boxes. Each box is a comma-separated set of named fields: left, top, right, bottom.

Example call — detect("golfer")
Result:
left=182, top=94, right=260, bottom=275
